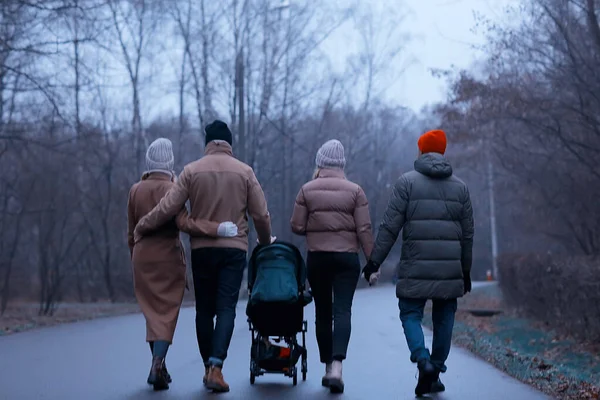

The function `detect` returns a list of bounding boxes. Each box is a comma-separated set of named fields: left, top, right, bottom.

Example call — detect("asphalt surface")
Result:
left=0, top=283, right=551, bottom=400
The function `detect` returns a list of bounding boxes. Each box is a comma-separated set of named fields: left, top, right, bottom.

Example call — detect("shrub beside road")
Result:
left=499, top=254, right=600, bottom=342
left=423, top=282, right=600, bottom=400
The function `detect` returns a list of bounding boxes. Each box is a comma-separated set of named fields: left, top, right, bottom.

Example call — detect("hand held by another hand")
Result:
left=362, top=260, right=380, bottom=284
left=368, top=271, right=380, bottom=286
left=217, top=221, right=238, bottom=237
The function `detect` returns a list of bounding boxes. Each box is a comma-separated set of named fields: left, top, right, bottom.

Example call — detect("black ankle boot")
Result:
left=147, top=362, right=171, bottom=384
left=148, top=357, right=169, bottom=391
left=415, top=360, right=436, bottom=397
left=163, top=363, right=172, bottom=383
left=148, top=341, right=172, bottom=384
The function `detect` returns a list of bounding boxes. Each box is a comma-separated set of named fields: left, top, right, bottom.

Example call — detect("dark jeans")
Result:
left=191, top=247, right=246, bottom=368
left=307, top=251, right=360, bottom=364
left=398, top=298, right=458, bottom=373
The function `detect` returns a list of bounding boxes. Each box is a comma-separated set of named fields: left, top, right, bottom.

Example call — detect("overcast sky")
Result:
left=320, top=0, right=513, bottom=113
left=132, top=0, right=515, bottom=122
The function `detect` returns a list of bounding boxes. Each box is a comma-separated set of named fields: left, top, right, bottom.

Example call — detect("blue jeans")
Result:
left=398, top=298, right=458, bottom=373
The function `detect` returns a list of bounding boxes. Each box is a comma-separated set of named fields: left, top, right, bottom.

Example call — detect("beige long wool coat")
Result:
left=127, top=172, right=219, bottom=342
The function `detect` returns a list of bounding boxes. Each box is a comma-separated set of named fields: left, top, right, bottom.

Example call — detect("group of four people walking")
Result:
left=127, top=120, right=474, bottom=397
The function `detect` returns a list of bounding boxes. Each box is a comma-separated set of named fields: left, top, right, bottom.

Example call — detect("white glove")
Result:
left=369, top=271, right=380, bottom=286
left=217, top=222, right=238, bottom=237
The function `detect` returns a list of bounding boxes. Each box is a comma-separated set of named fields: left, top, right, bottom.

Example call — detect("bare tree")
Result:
left=170, top=0, right=216, bottom=142
left=0, top=0, right=417, bottom=309
left=106, top=0, right=160, bottom=174
left=435, top=0, right=600, bottom=256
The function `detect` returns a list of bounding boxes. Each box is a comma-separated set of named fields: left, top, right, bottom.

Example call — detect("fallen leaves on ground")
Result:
left=424, top=285, right=600, bottom=400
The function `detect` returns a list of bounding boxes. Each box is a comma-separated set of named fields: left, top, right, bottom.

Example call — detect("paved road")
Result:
left=0, top=284, right=550, bottom=400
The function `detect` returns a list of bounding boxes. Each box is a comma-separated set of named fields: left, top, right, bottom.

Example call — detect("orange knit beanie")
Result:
left=418, top=129, right=447, bottom=155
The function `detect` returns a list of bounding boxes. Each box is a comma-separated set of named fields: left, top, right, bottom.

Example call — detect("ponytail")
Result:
left=312, top=168, right=321, bottom=180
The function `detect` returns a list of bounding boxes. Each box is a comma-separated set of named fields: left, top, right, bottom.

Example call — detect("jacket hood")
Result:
left=414, top=153, right=453, bottom=179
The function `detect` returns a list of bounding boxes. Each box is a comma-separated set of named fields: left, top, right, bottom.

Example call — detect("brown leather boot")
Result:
left=149, top=357, right=169, bottom=391
left=203, top=366, right=209, bottom=387
left=205, top=365, right=230, bottom=393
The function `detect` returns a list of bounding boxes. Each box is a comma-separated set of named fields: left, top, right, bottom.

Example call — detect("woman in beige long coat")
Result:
left=127, top=138, right=238, bottom=391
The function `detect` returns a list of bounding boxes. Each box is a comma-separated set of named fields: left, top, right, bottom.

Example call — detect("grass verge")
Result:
left=422, top=284, right=600, bottom=400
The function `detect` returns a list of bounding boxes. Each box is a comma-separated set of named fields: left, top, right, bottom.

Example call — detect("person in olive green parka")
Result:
left=362, top=129, right=474, bottom=397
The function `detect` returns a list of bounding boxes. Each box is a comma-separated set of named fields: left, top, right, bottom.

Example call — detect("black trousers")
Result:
left=307, top=251, right=360, bottom=364
left=191, top=247, right=246, bottom=367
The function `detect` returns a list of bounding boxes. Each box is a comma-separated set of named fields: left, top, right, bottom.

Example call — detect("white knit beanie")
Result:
left=315, top=139, right=346, bottom=169
left=146, top=138, right=174, bottom=172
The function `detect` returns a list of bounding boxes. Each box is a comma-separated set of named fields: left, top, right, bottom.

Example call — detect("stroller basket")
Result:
left=246, top=241, right=311, bottom=386
left=253, top=339, right=303, bottom=372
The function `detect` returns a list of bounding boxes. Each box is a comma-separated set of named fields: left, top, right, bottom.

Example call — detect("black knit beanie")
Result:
left=205, top=120, right=233, bottom=146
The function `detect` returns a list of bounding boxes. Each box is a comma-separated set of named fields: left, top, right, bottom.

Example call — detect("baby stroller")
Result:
left=246, top=241, right=312, bottom=386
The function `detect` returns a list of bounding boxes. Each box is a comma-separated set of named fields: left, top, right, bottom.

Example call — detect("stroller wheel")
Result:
left=301, top=353, right=307, bottom=381
left=292, top=368, right=297, bottom=386
left=250, top=358, right=257, bottom=385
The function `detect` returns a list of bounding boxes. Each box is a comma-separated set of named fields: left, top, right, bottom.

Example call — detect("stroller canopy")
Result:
left=247, top=241, right=306, bottom=305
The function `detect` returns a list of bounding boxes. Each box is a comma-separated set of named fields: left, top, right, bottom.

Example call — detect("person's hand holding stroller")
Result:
left=256, top=235, right=277, bottom=245
left=362, top=260, right=381, bottom=286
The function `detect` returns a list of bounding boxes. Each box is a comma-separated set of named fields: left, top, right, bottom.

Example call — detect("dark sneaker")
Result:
left=430, top=371, right=445, bottom=393
left=430, top=378, right=446, bottom=393
left=415, top=360, right=436, bottom=397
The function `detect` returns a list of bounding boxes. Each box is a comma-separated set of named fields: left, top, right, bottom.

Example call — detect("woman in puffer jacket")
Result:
left=290, top=139, right=377, bottom=394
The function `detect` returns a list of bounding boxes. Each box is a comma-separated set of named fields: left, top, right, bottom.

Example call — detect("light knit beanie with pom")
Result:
left=315, top=139, right=346, bottom=169
left=146, top=138, right=174, bottom=173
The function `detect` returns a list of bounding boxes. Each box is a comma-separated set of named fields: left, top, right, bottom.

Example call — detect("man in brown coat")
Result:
left=134, top=120, right=273, bottom=393
left=128, top=137, right=234, bottom=391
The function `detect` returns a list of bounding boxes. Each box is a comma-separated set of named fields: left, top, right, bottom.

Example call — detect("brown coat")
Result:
left=134, top=141, right=272, bottom=252
left=127, top=172, right=219, bottom=342
left=290, top=168, right=374, bottom=257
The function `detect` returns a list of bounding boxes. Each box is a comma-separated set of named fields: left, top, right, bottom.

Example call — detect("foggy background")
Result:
left=0, top=0, right=597, bottom=325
